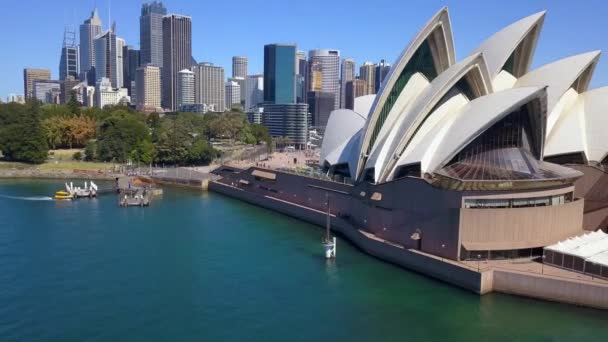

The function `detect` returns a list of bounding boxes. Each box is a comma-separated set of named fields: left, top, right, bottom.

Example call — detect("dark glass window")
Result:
left=368, top=40, right=438, bottom=153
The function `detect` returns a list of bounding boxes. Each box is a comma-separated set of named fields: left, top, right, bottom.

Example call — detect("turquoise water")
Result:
left=0, top=180, right=606, bottom=341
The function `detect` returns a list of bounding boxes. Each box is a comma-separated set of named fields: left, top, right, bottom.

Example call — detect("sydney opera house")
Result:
left=212, top=8, right=608, bottom=304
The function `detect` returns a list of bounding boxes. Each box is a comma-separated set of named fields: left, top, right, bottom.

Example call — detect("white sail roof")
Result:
left=422, top=87, right=546, bottom=175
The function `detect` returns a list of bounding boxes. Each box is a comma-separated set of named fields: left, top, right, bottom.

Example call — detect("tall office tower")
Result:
left=245, top=75, right=264, bottom=110
left=140, top=2, right=167, bottom=67
left=23, top=68, right=51, bottom=99
left=136, top=65, right=161, bottom=112
left=60, top=76, right=80, bottom=104
left=193, top=62, right=225, bottom=112
left=340, top=58, right=355, bottom=108
left=263, top=103, right=309, bottom=149
left=232, top=56, right=248, bottom=78
left=263, top=43, right=296, bottom=104
left=295, top=74, right=305, bottom=103
left=307, top=91, right=335, bottom=128
left=122, top=46, right=140, bottom=95
left=359, top=62, right=376, bottom=94
left=308, top=60, right=323, bottom=92
left=94, top=27, right=125, bottom=89
left=228, top=77, right=246, bottom=106
left=344, top=79, right=370, bottom=110
left=375, top=59, right=391, bottom=92
left=177, top=69, right=195, bottom=109
left=162, top=14, right=192, bottom=111
left=79, top=8, right=102, bottom=81
left=308, top=49, right=340, bottom=109
left=225, top=81, right=241, bottom=109
left=295, top=51, right=306, bottom=75
left=33, top=80, right=61, bottom=104
left=59, top=28, right=79, bottom=81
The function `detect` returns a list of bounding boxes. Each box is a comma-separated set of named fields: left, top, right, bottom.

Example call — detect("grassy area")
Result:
left=38, top=161, right=118, bottom=171
left=47, top=149, right=84, bottom=162
left=0, top=161, right=32, bottom=170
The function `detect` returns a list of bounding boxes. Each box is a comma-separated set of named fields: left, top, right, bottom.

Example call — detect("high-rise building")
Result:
left=359, top=62, right=376, bottom=94
left=122, top=46, right=140, bottom=97
left=162, top=14, right=192, bottom=111
left=296, top=51, right=306, bottom=75
left=79, top=8, right=102, bottom=81
left=60, top=76, right=80, bottom=104
left=228, top=77, right=246, bottom=106
left=340, top=58, right=355, bottom=108
left=94, top=28, right=125, bottom=89
left=232, top=56, right=248, bottom=78
left=23, top=68, right=51, bottom=99
left=308, top=60, right=323, bottom=92
left=136, top=65, right=161, bottom=112
left=59, top=28, right=79, bottom=81
left=225, top=81, right=241, bottom=109
left=193, top=62, right=225, bottom=112
left=262, top=103, right=309, bottom=149
left=344, top=79, right=370, bottom=110
left=307, top=91, right=335, bottom=128
left=33, top=79, right=61, bottom=104
left=177, top=69, right=195, bottom=110
left=263, top=43, right=296, bottom=104
left=375, top=59, right=391, bottom=92
left=140, top=2, right=167, bottom=67
left=308, top=49, right=341, bottom=109
left=6, top=94, right=25, bottom=104
left=245, top=74, right=264, bottom=110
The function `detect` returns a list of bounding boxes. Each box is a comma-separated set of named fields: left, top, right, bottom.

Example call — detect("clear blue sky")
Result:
left=1, top=0, right=606, bottom=98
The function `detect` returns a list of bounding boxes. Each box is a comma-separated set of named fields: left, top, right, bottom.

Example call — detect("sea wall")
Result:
left=492, top=269, right=608, bottom=310
left=209, top=180, right=487, bottom=294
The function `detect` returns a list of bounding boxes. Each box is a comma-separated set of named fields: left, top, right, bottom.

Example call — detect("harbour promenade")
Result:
left=209, top=162, right=608, bottom=310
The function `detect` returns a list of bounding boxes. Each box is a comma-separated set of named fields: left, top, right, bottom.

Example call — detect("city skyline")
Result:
left=2, top=0, right=607, bottom=97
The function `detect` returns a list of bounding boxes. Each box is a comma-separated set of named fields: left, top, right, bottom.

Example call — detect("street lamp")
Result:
left=477, top=254, right=482, bottom=272
left=541, top=254, right=546, bottom=274
left=441, top=244, right=446, bottom=262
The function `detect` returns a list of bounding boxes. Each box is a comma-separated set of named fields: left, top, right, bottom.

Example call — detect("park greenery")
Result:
left=0, top=99, right=271, bottom=165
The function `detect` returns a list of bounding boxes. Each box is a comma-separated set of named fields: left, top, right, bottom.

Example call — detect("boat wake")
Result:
left=0, top=194, right=54, bottom=201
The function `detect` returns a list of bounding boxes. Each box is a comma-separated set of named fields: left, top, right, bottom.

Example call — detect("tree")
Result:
left=187, top=138, right=217, bottom=165
left=0, top=101, right=49, bottom=164
left=96, top=113, right=149, bottom=162
left=73, top=151, right=83, bottom=161
left=67, top=91, right=80, bottom=115
left=84, top=140, right=97, bottom=161
left=130, top=140, right=156, bottom=165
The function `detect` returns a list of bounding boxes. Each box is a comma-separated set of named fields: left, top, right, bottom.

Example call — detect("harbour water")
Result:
left=0, top=180, right=606, bottom=341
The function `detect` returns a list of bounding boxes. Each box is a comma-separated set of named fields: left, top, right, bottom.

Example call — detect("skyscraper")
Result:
left=245, top=75, right=263, bottom=110
left=79, top=8, right=102, bottom=81
left=94, top=28, right=125, bottom=89
left=122, top=46, right=141, bottom=97
left=295, top=51, right=306, bottom=76
left=33, top=80, right=61, bottom=104
left=307, top=91, right=335, bottom=128
left=60, top=76, right=80, bottom=104
left=162, top=14, right=192, bottom=111
left=232, top=56, right=248, bottom=78
left=345, top=79, right=370, bottom=110
left=59, top=28, right=79, bottom=81
left=136, top=65, right=161, bottom=112
left=193, top=62, right=225, bottom=112
left=308, top=49, right=341, bottom=109
left=375, top=59, right=391, bottom=93
left=225, top=81, right=241, bottom=109
left=140, top=2, right=167, bottom=67
left=359, top=62, right=376, bottom=94
left=23, top=68, right=51, bottom=99
left=177, top=69, right=195, bottom=109
left=264, top=43, right=296, bottom=104
left=263, top=103, right=309, bottom=149
left=340, top=58, right=355, bottom=108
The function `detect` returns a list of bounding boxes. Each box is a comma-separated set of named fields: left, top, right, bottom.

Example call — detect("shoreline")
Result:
left=0, top=168, right=121, bottom=181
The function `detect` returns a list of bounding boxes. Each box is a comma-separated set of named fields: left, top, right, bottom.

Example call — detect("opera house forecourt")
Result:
left=210, top=8, right=608, bottom=309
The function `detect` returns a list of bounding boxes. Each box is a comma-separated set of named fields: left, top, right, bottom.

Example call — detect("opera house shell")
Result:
left=320, top=7, right=608, bottom=259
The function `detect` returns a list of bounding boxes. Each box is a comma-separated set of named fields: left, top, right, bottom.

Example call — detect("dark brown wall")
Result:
left=569, top=164, right=608, bottom=231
